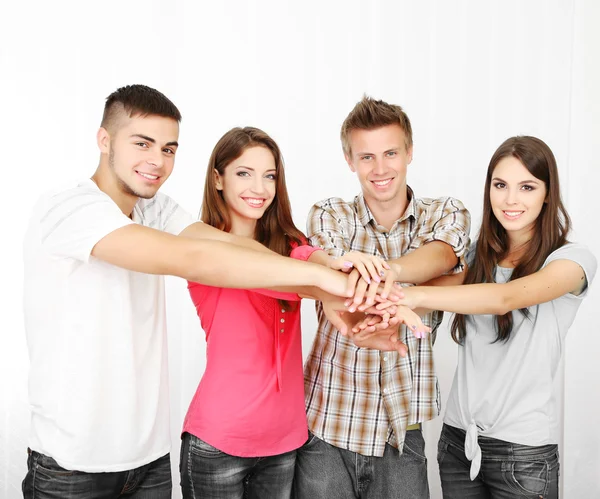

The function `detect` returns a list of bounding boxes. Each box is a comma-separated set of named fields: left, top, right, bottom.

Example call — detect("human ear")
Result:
left=96, top=127, right=110, bottom=154
left=345, top=154, right=356, bottom=173
left=214, top=169, right=223, bottom=191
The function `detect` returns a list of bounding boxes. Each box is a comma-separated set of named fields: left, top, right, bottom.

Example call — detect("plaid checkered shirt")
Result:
left=304, top=188, right=471, bottom=456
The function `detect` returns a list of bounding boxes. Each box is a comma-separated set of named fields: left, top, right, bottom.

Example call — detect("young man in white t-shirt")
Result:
left=21, top=84, right=369, bottom=498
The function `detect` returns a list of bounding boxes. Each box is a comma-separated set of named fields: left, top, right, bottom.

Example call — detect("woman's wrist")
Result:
left=413, top=288, right=427, bottom=309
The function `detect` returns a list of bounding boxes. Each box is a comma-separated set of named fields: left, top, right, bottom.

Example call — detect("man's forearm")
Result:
left=389, top=241, right=458, bottom=284
left=271, top=266, right=349, bottom=298
left=92, top=224, right=350, bottom=296
left=181, top=241, right=335, bottom=290
left=179, top=222, right=275, bottom=255
left=420, top=269, right=467, bottom=287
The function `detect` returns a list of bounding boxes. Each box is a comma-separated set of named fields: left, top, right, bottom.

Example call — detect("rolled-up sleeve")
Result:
left=307, top=199, right=352, bottom=258
left=418, top=197, right=471, bottom=274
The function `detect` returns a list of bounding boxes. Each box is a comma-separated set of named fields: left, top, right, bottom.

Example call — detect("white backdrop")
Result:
left=1, top=1, right=599, bottom=498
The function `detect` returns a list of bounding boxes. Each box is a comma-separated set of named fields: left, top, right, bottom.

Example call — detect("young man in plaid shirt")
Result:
left=294, top=96, right=471, bottom=498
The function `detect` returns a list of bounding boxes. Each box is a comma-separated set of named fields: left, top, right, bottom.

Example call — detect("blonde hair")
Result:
left=340, top=95, right=413, bottom=156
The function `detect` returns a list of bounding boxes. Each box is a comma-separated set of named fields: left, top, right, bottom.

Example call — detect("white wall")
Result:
left=562, top=1, right=600, bottom=496
left=1, top=1, right=598, bottom=498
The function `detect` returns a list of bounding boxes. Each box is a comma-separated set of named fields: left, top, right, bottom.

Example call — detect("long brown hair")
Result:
left=201, top=126, right=306, bottom=256
left=451, top=136, right=571, bottom=344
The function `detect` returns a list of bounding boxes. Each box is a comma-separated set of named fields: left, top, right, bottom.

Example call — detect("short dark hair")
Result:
left=101, top=84, right=181, bottom=132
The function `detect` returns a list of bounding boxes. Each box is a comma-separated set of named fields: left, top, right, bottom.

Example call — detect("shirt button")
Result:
left=281, top=308, right=286, bottom=313
left=280, top=328, right=285, bottom=333
left=383, top=357, right=388, bottom=362
left=383, top=388, right=388, bottom=394
left=280, top=318, right=285, bottom=323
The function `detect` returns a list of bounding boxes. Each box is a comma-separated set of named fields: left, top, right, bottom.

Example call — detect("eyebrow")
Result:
left=130, top=134, right=179, bottom=147
left=355, top=147, right=401, bottom=156
left=492, top=177, right=540, bottom=185
left=236, top=166, right=277, bottom=172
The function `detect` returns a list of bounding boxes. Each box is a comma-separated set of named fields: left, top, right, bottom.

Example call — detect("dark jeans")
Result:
left=22, top=448, right=172, bottom=498
left=179, top=432, right=296, bottom=499
left=438, top=423, right=559, bottom=499
left=293, top=429, right=430, bottom=499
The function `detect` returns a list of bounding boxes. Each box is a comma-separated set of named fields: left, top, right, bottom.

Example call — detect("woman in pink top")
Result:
left=180, top=127, right=423, bottom=499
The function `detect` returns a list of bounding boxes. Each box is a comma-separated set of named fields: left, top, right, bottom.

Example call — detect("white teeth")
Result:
left=504, top=211, right=523, bottom=216
left=373, top=179, right=392, bottom=186
left=245, top=198, right=264, bottom=206
left=139, top=172, right=158, bottom=180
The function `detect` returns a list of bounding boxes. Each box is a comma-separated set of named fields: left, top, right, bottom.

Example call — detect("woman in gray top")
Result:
left=354, top=136, right=597, bottom=499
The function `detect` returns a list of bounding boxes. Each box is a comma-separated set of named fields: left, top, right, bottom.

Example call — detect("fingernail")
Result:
left=411, top=325, right=417, bottom=330
left=374, top=277, right=381, bottom=283
left=379, top=270, right=385, bottom=277
left=343, top=262, right=353, bottom=268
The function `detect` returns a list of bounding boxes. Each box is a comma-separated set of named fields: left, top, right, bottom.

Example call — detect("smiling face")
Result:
left=345, top=124, right=413, bottom=208
left=215, top=145, right=277, bottom=236
left=489, top=155, right=547, bottom=243
left=100, top=114, right=179, bottom=200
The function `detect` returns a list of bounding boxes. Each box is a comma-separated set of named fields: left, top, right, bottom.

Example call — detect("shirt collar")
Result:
left=356, top=186, right=417, bottom=229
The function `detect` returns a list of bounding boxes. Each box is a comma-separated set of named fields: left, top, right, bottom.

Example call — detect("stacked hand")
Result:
left=322, top=253, right=430, bottom=356
left=329, top=252, right=402, bottom=306
left=329, top=251, right=390, bottom=284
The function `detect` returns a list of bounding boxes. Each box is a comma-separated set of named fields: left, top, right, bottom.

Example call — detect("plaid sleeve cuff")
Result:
left=429, top=228, right=469, bottom=274
left=422, top=197, right=471, bottom=274
left=307, top=199, right=351, bottom=258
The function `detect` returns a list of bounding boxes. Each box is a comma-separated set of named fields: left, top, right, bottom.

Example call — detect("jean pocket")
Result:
left=402, top=431, right=427, bottom=463
left=34, top=452, right=78, bottom=477
left=303, top=431, right=320, bottom=448
left=437, top=439, right=449, bottom=466
left=189, top=436, right=225, bottom=458
left=503, top=460, right=549, bottom=496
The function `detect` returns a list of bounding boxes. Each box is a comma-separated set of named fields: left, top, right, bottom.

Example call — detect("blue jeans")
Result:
left=22, top=448, right=172, bottom=498
left=438, top=424, right=559, bottom=499
left=293, top=429, right=430, bottom=499
left=179, top=432, right=296, bottom=499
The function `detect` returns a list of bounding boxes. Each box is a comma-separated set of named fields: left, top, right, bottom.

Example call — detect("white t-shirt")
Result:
left=444, top=243, right=597, bottom=478
left=23, top=179, right=196, bottom=472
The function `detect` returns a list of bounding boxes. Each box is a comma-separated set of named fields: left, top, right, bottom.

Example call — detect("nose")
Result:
left=505, top=187, right=519, bottom=205
left=146, top=149, right=164, bottom=169
left=373, top=158, right=386, bottom=175
left=250, top=176, right=267, bottom=195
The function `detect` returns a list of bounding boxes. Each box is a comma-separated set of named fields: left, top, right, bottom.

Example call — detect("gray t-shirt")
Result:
left=444, top=243, right=597, bottom=476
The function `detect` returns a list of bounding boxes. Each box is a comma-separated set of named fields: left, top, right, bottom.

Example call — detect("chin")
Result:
left=373, top=192, right=398, bottom=203
left=134, top=186, right=161, bottom=200
left=247, top=212, right=267, bottom=221
left=138, top=192, right=158, bottom=200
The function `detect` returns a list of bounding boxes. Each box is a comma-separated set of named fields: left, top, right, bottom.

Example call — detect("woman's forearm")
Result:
left=412, top=284, right=509, bottom=315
